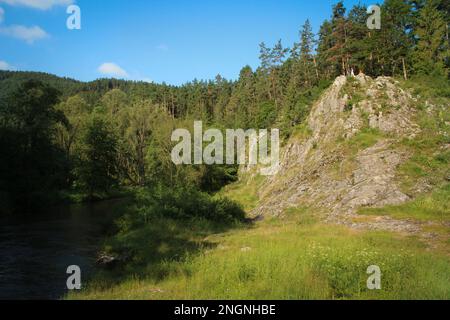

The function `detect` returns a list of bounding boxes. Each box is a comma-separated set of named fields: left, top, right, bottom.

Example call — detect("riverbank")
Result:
left=0, top=199, right=128, bottom=300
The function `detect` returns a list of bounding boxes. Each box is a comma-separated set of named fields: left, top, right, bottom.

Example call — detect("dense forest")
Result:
left=0, top=0, right=448, bottom=217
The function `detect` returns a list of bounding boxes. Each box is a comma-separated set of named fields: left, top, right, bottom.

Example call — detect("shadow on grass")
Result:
left=88, top=217, right=251, bottom=290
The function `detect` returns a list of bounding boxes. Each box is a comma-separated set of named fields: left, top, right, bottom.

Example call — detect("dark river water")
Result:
left=0, top=199, right=125, bottom=300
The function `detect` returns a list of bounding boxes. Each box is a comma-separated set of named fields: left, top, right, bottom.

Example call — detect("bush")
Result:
left=213, top=197, right=246, bottom=222
left=128, top=184, right=246, bottom=226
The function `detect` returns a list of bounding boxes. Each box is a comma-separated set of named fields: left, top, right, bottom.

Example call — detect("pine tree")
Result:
left=347, top=5, right=371, bottom=75
left=330, top=1, right=349, bottom=76
left=299, top=19, right=317, bottom=86
left=375, top=0, right=414, bottom=78
left=317, top=20, right=334, bottom=79
left=258, top=42, right=273, bottom=100
left=258, top=40, right=288, bottom=107
left=413, top=0, right=449, bottom=76
left=225, top=66, right=255, bottom=128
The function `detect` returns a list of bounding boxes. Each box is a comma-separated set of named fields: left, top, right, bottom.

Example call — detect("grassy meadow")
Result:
left=68, top=207, right=450, bottom=300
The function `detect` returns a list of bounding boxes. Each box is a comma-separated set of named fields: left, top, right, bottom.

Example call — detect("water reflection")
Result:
left=0, top=199, right=125, bottom=300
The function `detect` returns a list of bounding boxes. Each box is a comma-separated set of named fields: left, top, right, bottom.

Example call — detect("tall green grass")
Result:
left=219, top=174, right=266, bottom=212
left=398, top=75, right=449, bottom=189
left=69, top=212, right=450, bottom=300
left=359, top=184, right=450, bottom=221
left=345, top=127, right=384, bottom=155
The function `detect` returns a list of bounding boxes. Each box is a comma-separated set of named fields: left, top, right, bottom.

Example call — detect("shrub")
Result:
left=128, top=184, right=246, bottom=227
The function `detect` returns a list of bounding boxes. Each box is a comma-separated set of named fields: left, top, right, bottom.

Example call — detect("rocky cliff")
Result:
left=245, top=74, right=447, bottom=234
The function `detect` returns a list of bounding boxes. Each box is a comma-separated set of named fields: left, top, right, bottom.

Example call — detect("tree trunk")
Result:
left=446, top=24, right=449, bottom=42
left=313, top=57, right=319, bottom=80
left=402, top=58, right=408, bottom=80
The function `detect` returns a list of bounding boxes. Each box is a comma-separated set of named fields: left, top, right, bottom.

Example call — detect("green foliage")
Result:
left=256, top=101, right=277, bottom=128
left=281, top=80, right=331, bottom=138
left=129, top=185, right=245, bottom=224
left=55, top=94, right=91, bottom=155
left=0, top=0, right=447, bottom=140
left=315, top=0, right=449, bottom=79
left=101, top=89, right=128, bottom=115
left=200, top=165, right=238, bottom=193
left=344, top=127, right=384, bottom=155
left=359, top=184, right=450, bottom=221
left=412, top=0, right=449, bottom=76
left=290, top=123, right=313, bottom=142
left=74, top=115, right=119, bottom=198
left=394, top=82, right=449, bottom=194
left=0, top=71, right=82, bottom=105
left=0, top=80, right=69, bottom=212
left=401, top=74, right=450, bottom=99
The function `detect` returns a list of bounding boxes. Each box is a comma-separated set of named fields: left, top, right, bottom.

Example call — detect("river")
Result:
left=0, top=199, right=125, bottom=300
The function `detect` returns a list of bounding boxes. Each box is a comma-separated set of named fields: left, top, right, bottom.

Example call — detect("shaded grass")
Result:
left=68, top=209, right=450, bottom=300
left=73, top=217, right=245, bottom=293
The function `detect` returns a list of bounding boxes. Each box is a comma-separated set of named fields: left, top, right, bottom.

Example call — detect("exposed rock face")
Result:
left=249, top=75, right=421, bottom=228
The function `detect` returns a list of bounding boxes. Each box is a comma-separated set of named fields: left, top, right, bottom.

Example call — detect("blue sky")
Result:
left=0, top=0, right=372, bottom=85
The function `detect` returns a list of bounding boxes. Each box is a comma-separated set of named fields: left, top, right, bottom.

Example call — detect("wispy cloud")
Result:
left=98, top=62, right=129, bottom=78
left=0, top=60, right=15, bottom=70
left=0, top=0, right=73, bottom=10
left=0, top=7, right=49, bottom=43
left=0, top=24, right=48, bottom=43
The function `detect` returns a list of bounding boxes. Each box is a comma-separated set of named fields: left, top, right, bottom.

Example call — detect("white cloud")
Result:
left=0, top=25, right=49, bottom=44
left=0, top=0, right=73, bottom=10
left=98, top=63, right=129, bottom=78
left=0, top=60, right=15, bottom=70
left=0, top=5, right=49, bottom=43
left=0, top=24, right=48, bottom=43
